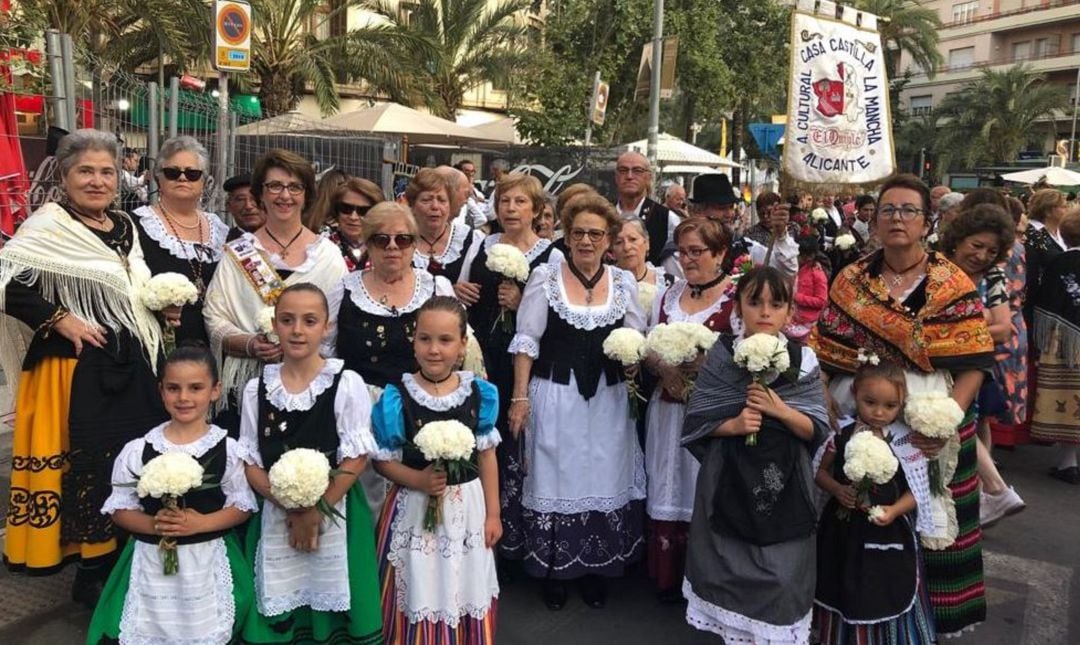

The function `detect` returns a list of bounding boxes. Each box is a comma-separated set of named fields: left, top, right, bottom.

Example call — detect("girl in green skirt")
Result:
left=237, top=284, right=383, bottom=644
left=87, top=344, right=256, bottom=644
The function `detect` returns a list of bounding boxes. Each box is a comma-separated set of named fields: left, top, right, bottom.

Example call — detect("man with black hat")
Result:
left=688, top=173, right=797, bottom=277
left=223, top=173, right=265, bottom=240
left=615, top=151, right=679, bottom=265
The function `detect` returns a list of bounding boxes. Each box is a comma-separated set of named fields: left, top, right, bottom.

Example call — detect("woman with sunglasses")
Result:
left=327, top=201, right=453, bottom=396
left=133, top=136, right=229, bottom=345
left=203, top=149, right=348, bottom=433
left=508, top=193, right=647, bottom=611
left=308, top=177, right=385, bottom=272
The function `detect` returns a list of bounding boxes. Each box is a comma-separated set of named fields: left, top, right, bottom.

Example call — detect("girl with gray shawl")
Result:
left=681, top=267, right=830, bottom=644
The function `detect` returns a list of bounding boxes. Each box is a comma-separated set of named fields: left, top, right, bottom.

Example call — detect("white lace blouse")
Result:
left=236, top=358, right=379, bottom=467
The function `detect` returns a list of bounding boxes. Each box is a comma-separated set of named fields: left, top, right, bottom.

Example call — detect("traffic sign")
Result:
left=213, top=0, right=252, bottom=72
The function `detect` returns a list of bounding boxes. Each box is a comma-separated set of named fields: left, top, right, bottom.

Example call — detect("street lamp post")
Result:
left=646, top=0, right=664, bottom=169
left=1071, top=66, right=1079, bottom=164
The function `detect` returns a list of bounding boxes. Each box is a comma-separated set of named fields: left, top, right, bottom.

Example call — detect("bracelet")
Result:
left=510, top=397, right=529, bottom=404
left=36, top=307, right=68, bottom=338
left=244, top=335, right=257, bottom=358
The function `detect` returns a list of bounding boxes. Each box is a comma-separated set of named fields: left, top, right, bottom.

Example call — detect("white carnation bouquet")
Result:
left=256, top=306, right=279, bottom=344
left=834, top=233, right=857, bottom=252
left=140, top=272, right=199, bottom=354
left=133, top=451, right=213, bottom=574
left=733, top=333, right=791, bottom=445
left=637, top=280, right=659, bottom=316
left=904, top=392, right=964, bottom=493
left=413, top=420, right=477, bottom=532
left=602, top=328, right=647, bottom=420
left=644, top=322, right=718, bottom=403
left=841, top=431, right=899, bottom=520
left=810, top=207, right=830, bottom=223
left=485, top=243, right=531, bottom=333
left=268, top=448, right=347, bottom=524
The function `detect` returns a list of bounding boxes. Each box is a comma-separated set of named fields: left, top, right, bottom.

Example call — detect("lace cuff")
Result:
left=100, top=489, right=142, bottom=515
left=475, top=429, right=502, bottom=451
left=337, top=425, right=380, bottom=462
left=372, top=448, right=403, bottom=462
left=508, top=334, right=539, bottom=358
left=236, top=435, right=264, bottom=468
left=225, top=487, right=259, bottom=513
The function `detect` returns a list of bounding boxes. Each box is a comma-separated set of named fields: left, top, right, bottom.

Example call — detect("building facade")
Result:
left=896, top=0, right=1080, bottom=159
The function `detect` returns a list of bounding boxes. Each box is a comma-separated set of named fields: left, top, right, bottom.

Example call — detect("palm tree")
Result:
left=936, top=65, right=1070, bottom=166
left=250, top=0, right=430, bottom=116
left=360, top=0, right=530, bottom=119
left=855, top=0, right=943, bottom=79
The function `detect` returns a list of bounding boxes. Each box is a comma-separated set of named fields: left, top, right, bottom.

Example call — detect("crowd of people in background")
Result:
left=1, top=128, right=1079, bottom=645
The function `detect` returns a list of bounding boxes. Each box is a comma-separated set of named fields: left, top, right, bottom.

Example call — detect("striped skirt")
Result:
left=376, top=483, right=498, bottom=645
left=922, top=410, right=985, bottom=637
left=1031, top=332, right=1080, bottom=444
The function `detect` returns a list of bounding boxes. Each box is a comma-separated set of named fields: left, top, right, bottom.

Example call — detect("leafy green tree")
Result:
left=360, top=0, right=530, bottom=119
left=935, top=65, right=1070, bottom=167
left=855, top=0, right=943, bottom=80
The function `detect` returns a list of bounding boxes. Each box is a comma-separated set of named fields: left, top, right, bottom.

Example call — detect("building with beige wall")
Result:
left=896, top=0, right=1080, bottom=157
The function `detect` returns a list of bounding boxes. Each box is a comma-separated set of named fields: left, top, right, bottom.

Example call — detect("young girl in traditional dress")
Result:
left=681, top=267, right=831, bottom=645
left=88, top=344, right=256, bottom=644
left=813, top=360, right=937, bottom=644
left=372, top=296, right=501, bottom=644
left=238, top=283, right=383, bottom=645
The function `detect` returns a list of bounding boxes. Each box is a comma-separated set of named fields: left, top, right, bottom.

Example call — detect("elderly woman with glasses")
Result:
left=0, top=129, right=166, bottom=606
left=326, top=201, right=453, bottom=393
left=132, top=136, right=229, bottom=345
left=203, top=149, right=348, bottom=432
left=811, top=174, right=995, bottom=638
left=308, top=177, right=385, bottom=272
left=508, top=193, right=647, bottom=611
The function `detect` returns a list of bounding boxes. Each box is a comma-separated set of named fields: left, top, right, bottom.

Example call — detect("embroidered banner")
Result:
left=782, top=0, right=895, bottom=184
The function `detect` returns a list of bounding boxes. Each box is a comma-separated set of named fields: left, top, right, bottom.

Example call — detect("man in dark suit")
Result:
left=614, top=151, right=680, bottom=265
left=223, top=174, right=266, bottom=240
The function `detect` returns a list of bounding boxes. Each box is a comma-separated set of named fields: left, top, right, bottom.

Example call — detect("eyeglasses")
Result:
left=263, top=181, right=305, bottom=195
left=877, top=205, right=924, bottom=220
left=678, top=246, right=710, bottom=259
left=335, top=202, right=372, bottom=218
left=616, top=166, right=650, bottom=177
left=569, top=228, right=607, bottom=242
left=368, top=233, right=415, bottom=249
left=160, top=167, right=204, bottom=181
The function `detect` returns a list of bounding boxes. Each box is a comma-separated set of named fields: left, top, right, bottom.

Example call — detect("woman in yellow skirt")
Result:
left=0, top=129, right=168, bottom=607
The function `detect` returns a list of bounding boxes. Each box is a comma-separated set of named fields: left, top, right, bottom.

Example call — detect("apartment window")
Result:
left=910, top=95, right=933, bottom=116
left=952, top=1, right=978, bottom=24
left=948, top=46, right=975, bottom=69
left=1012, top=41, right=1031, bottom=61
left=1073, top=33, right=1080, bottom=54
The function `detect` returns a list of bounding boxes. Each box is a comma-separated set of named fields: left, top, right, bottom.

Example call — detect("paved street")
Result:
left=1, top=424, right=1078, bottom=644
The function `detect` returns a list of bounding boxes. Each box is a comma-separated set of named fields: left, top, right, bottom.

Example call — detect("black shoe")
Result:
left=1049, top=466, right=1080, bottom=485
left=579, top=575, right=607, bottom=609
left=71, top=567, right=106, bottom=609
left=657, top=587, right=686, bottom=605
left=496, top=557, right=517, bottom=585
left=542, top=579, right=567, bottom=611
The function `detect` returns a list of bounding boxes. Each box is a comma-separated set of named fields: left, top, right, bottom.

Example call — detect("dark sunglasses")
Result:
left=335, top=202, right=372, bottom=217
left=368, top=233, right=415, bottom=249
left=160, top=167, right=204, bottom=181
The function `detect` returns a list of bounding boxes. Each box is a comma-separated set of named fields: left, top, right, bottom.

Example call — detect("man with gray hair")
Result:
left=663, top=182, right=688, bottom=218
left=484, top=158, right=511, bottom=224
left=615, top=151, right=679, bottom=264
left=935, top=192, right=965, bottom=234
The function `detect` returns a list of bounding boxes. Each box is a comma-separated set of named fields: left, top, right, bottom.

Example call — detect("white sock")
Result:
left=1056, top=444, right=1080, bottom=470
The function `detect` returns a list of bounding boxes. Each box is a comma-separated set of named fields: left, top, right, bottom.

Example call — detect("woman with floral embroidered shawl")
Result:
left=810, top=174, right=995, bottom=638
left=0, top=130, right=166, bottom=607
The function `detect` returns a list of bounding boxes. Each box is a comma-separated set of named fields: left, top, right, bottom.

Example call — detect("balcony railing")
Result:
left=930, top=46, right=1080, bottom=75
left=942, top=0, right=1080, bottom=29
